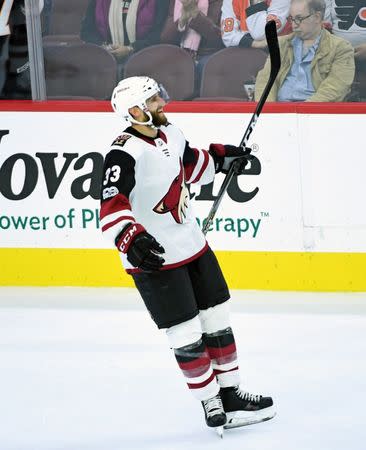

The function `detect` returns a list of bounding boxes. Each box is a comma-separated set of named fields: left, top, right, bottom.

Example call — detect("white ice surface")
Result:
left=1, top=287, right=366, bottom=450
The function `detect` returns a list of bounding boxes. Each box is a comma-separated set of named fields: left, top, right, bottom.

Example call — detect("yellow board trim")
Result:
left=0, top=248, right=365, bottom=291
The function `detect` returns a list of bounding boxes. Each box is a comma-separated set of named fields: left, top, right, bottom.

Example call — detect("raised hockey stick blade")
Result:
left=202, top=20, right=280, bottom=235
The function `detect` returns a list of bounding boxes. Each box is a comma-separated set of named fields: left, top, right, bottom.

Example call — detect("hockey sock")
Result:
left=199, top=302, right=241, bottom=387
left=203, top=327, right=241, bottom=387
left=174, top=338, right=219, bottom=401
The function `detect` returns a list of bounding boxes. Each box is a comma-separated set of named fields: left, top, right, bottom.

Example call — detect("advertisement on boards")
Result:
left=0, top=110, right=365, bottom=253
left=0, top=111, right=302, bottom=252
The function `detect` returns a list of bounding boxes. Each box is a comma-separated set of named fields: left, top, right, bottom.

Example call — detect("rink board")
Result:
left=0, top=101, right=365, bottom=290
left=1, top=248, right=365, bottom=291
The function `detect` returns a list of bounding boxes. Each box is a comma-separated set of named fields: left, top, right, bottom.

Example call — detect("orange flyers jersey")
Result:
left=324, top=0, right=366, bottom=47
left=221, top=0, right=290, bottom=46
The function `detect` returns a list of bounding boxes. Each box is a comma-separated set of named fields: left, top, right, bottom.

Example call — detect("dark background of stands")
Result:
left=0, top=0, right=365, bottom=102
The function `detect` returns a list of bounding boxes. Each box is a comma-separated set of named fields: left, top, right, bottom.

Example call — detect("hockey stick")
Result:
left=202, top=20, right=281, bottom=235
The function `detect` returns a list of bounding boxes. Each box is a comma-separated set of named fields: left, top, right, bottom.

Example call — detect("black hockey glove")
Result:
left=209, top=144, right=251, bottom=175
left=115, top=223, right=165, bottom=272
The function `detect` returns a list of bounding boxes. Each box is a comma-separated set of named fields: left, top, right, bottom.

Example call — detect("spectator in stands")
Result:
left=324, top=0, right=366, bottom=100
left=80, top=0, right=169, bottom=64
left=0, top=3, right=11, bottom=96
left=221, top=0, right=291, bottom=50
left=161, top=0, right=223, bottom=61
left=161, top=0, right=224, bottom=96
left=1, top=0, right=45, bottom=99
left=254, top=0, right=355, bottom=101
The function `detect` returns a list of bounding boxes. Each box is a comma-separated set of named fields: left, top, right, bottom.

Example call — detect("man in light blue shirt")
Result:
left=278, top=30, right=322, bottom=101
left=255, top=0, right=355, bottom=102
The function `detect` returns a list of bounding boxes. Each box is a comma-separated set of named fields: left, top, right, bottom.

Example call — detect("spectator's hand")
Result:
left=178, top=0, right=200, bottom=29
left=180, top=0, right=200, bottom=14
left=252, top=39, right=267, bottom=49
left=354, top=43, right=366, bottom=61
left=109, top=45, right=133, bottom=60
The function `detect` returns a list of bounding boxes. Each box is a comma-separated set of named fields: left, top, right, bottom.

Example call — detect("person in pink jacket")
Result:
left=161, top=0, right=224, bottom=96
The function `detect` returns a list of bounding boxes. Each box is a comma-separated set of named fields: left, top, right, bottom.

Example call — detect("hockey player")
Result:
left=100, top=76, right=275, bottom=435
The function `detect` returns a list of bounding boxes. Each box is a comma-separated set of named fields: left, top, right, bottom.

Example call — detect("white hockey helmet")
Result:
left=111, top=76, right=169, bottom=126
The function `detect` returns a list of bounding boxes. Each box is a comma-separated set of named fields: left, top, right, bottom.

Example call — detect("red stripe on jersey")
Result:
left=213, top=366, right=239, bottom=375
left=206, top=342, right=236, bottom=359
left=100, top=193, right=131, bottom=220
left=192, top=151, right=209, bottom=183
left=184, top=148, right=199, bottom=181
left=158, top=129, right=167, bottom=143
left=101, top=215, right=135, bottom=232
left=187, top=371, right=216, bottom=389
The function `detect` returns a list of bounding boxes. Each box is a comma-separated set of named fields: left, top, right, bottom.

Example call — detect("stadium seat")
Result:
left=43, top=35, right=83, bottom=45
left=123, top=44, right=196, bottom=101
left=197, top=47, right=267, bottom=101
left=43, top=42, right=117, bottom=99
left=46, top=0, right=89, bottom=36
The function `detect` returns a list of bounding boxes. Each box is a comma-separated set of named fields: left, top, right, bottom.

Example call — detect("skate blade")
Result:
left=224, top=406, right=276, bottom=430
left=215, top=426, right=224, bottom=438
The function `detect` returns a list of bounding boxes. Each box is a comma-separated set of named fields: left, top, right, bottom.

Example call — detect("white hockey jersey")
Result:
left=221, top=0, right=290, bottom=46
left=324, top=0, right=366, bottom=47
left=100, top=123, right=216, bottom=273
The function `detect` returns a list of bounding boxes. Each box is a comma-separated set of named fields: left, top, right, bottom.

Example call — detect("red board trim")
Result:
left=0, top=100, right=366, bottom=114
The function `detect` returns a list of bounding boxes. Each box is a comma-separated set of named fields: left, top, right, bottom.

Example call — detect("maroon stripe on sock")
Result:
left=212, top=352, right=238, bottom=366
left=182, top=362, right=211, bottom=378
left=187, top=371, right=216, bottom=389
left=182, top=364, right=211, bottom=379
left=177, top=355, right=210, bottom=371
left=207, top=342, right=237, bottom=366
left=213, top=366, right=239, bottom=375
left=206, top=342, right=236, bottom=358
left=177, top=355, right=211, bottom=378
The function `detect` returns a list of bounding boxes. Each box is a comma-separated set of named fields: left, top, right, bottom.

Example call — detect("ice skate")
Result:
left=220, top=386, right=276, bottom=429
left=201, top=394, right=227, bottom=438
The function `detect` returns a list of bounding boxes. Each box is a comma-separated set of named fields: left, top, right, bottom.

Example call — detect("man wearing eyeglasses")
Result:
left=254, top=0, right=355, bottom=101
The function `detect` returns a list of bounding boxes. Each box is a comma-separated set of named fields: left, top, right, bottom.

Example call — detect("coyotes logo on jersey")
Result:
left=112, top=134, right=132, bottom=147
left=153, top=159, right=189, bottom=224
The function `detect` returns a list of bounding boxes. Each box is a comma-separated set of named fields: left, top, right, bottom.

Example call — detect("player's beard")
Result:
left=151, top=109, right=168, bottom=127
